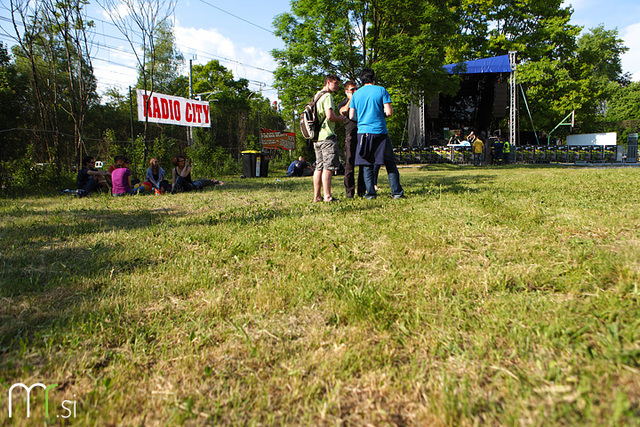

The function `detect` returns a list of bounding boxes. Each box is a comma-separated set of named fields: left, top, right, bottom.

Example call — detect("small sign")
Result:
left=261, top=129, right=295, bottom=150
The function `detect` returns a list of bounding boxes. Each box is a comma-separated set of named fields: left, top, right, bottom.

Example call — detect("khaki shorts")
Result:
left=314, top=138, right=340, bottom=171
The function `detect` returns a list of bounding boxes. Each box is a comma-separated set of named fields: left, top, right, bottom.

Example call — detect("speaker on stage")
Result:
left=493, top=82, right=508, bottom=118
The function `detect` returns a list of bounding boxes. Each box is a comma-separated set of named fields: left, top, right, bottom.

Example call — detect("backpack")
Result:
left=299, top=90, right=329, bottom=141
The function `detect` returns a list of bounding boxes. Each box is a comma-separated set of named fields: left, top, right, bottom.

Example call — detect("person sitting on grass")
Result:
left=77, top=156, right=110, bottom=197
left=286, top=156, right=314, bottom=177
left=146, top=157, right=171, bottom=193
left=171, top=155, right=224, bottom=194
left=108, top=155, right=125, bottom=173
left=112, top=157, right=145, bottom=196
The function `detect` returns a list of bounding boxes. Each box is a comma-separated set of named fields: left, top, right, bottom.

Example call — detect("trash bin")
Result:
left=241, top=151, right=269, bottom=178
left=259, top=153, right=269, bottom=178
left=241, top=150, right=259, bottom=177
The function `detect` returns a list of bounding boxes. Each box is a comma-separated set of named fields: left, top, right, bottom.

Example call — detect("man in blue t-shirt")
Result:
left=349, top=68, right=404, bottom=199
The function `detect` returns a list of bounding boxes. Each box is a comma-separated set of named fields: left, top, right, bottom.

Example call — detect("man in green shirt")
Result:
left=313, top=74, right=346, bottom=202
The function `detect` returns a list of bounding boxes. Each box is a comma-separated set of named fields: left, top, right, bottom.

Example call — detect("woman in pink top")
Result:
left=111, top=157, right=144, bottom=196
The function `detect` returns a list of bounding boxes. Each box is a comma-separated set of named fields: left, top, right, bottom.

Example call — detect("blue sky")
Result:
left=1, top=0, right=639, bottom=102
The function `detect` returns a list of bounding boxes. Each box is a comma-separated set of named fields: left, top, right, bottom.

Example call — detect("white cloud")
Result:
left=175, top=25, right=237, bottom=60
left=174, top=23, right=277, bottom=97
left=100, top=2, right=131, bottom=21
left=621, top=22, right=640, bottom=81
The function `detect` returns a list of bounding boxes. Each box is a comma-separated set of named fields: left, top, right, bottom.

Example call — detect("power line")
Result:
left=1, top=11, right=276, bottom=74
left=0, top=12, right=276, bottom=91
left=197, top=0, right=274, bottom=35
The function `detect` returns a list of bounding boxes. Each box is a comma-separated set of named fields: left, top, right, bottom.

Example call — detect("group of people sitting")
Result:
left=76, top=154, right=223, bottom=197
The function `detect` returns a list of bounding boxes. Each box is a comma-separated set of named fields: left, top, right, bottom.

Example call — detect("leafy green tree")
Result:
left=0, top=42, right=29, bottom=190
left=605, top=82, right=640, bottom=144
left=517, top=26, right=628, bottom=136
left=272, top=0, right=458, bottom=144
left=136, top=20, right=184, bottom=95
left=453, top=0, right=580, bottom=62
left=42, top=0, right=98, bottom=167
left=8, top=0, right=97, bottom=169
left=188, top=60, right=285, bottom=168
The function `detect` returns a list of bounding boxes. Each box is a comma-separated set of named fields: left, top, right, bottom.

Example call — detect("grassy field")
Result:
left=1, top=164, right=639, bottom=426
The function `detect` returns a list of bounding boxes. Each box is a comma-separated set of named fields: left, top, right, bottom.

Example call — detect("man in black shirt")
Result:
left=338, top=81, right=365, bottom=198
left=77, top=156, right=110, bottom=197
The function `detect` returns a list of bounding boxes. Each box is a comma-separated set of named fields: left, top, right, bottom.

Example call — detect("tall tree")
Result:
left=0, top=42, right=29, bottom=189
left=189, top=60, right=285, bottom=159
left=516, top=26, right=628, bottom=135
left=272, top=0, right=458, bottom=143
left=99, top=0, right=177, bottom=163
left=8, top=0, right=58, bottom=164
left=604, top=82, right=640, bottom=144
left=8, top=0, right=97, bottom=169
left=452, top=0, right=580, bottom=62
left=42, top=0, right=98, bottom=167
left=136, top=20, right=184, bottom=96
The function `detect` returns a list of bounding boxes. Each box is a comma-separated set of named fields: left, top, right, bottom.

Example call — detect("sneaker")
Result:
left=392, top=194, right=407, bottom=199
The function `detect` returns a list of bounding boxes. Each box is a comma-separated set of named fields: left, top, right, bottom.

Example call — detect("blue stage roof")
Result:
left=443, top=55, right=512, bottom=75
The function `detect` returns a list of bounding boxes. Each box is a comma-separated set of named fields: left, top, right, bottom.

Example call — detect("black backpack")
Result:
left=299, top=90, right=329, bottom=141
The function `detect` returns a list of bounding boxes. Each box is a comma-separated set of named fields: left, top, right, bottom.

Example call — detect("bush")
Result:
left=0, top=159, right=74, bottom=196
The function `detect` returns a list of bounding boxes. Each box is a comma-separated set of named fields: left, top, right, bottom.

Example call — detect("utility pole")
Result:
left=509, top=51, right=517, bottom=148
left=129, top=86, right=135, bottom=152
left=129, top=86, right=136, bottom=172
left=188, top=59, right=194, bottom=146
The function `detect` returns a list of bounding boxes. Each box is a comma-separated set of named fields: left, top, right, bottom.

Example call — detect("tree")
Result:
left=42, top=0, right=98, bottom=167
left=452, top=0, right=580, bottom=62
left=189, top=60, right=285, bottom=161
left=604, top=82, right=640, bottom=144
left=516, top=26, right=628, bottom=136
left=136, top=20, right=184, bottom=96
left=99, top=0, right=178, bottom=163
left=8, top=0, right=97, bottom=169
left=272, top=0, right=458, bottom=144
left=0, top=42, right=29, bottom=190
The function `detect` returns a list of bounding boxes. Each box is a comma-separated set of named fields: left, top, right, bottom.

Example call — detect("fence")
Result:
left=394, top=145, right=621, bottom=165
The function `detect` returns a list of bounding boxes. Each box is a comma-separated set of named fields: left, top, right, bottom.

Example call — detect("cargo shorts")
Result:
left=313, top=137, right=340, bottom=171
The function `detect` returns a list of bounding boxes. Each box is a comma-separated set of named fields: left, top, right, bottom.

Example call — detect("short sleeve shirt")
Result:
left=473, top=139, right=484, bottom=153
left=350, top=85, right=391, bottom=134
left=111, top=168, right=131, bottom=194
left=317, top=92, right=336, bottom=141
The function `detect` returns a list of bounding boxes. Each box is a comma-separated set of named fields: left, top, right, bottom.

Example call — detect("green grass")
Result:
left=1, top=164, right=639, bottom=425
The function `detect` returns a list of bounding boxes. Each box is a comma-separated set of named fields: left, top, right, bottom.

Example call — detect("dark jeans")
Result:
left=114, top=186, right=145, bottom=196
left=174, top=175, right=202, bottom=192
left=362, top=137, right=403, bottom=199
left=344, top=132, right=365, bottom=197
left=81, top=177, right=100, bottom=194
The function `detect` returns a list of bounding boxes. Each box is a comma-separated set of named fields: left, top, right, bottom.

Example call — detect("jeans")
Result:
left=474, top=153, right=484, bottom=166
left=81, top=177, right=99, bottom=194
left=114, top=186, right=145, bottom=196
left=362, top=139, right=403, bottom=199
